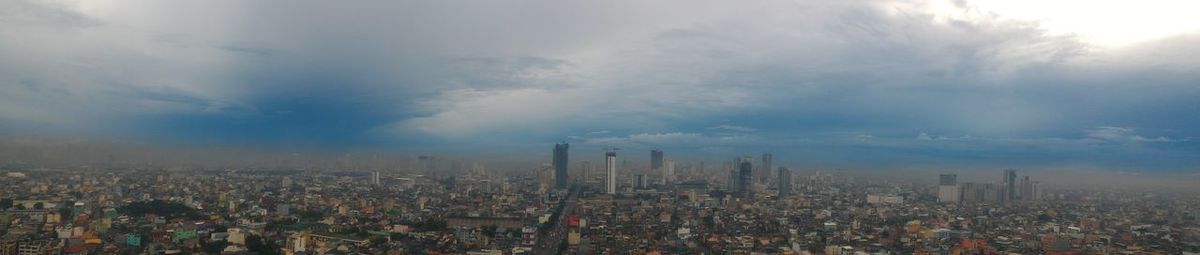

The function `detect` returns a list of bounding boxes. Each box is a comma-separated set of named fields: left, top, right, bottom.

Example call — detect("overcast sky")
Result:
left=1, top=0, right=1198, bottom=171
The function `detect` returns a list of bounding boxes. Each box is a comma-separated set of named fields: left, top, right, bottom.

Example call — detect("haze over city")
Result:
left=4, top=1, right=1200, bottom=255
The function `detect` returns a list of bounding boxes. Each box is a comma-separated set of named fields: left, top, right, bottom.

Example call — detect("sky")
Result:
left=1, top=0, right=1198, bottom=171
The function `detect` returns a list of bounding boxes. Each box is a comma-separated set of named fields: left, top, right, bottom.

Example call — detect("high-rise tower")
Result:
left=1003, top=169, right=1017, bottom=202
left=580, top=161, right=592, bottom=182
left=553, top=143, right=569, bottom=189
left=662, top=159, right=675, bottom=185
left=1020, top=175, right=1033, bottom=201
left=738, top=157, right=753, bottom=199
left=760, top=153, right=773, bottom=184
left=937, top=174, right=958, bottom=203
left=605, top=151, right=617, bottom=194
left=777, top=167, right=791, bottom=197
left=650, top=149, right=664, bottom=172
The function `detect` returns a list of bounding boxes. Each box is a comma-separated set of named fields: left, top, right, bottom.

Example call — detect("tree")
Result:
left=245, top=235, right=281, bottom=255
left=370, top=236, right=388, bottom=248
left=0, top=198, right=13, bottom=209
left=119, top=200, right=200, bottom=220
left=202, top=240, right=229, bottom=254
left=59, top=207, right=73, bottom=220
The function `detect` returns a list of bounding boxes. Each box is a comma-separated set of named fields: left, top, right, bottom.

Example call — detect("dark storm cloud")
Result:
left=0, top=0, right=1196, bottom=170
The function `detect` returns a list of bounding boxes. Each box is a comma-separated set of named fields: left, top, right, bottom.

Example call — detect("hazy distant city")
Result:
left=2, top=0, right=1199, bottom=255
left=3, top=141, right=1200, bottom=254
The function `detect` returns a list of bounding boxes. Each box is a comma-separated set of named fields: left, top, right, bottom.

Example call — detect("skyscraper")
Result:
left=960, top=182, right=1001, bottom=204
left=662, top=159, right=675, bottom=185
left=606, top=151, right=617, bottom=194
left=937, top=174, right=958, bottom=203
left=727, top=168, right=736, bottom=191
left=959, top=182, right=978, bottom=203
left=738, top=157, right=753, bottom=198
left=725, top=160, right=736, bottom=191
left=1020, top=175, right=1033, bottom=201
left=1003, top=169, right=1017, bottom=202
left=553, top=143, right=569, bottom=189
left=580, top=161, right=592, bottom=182
left=1031, top=181, right=1041, bottom=201
left=777, top=167, right=791, bottom=197
left=650, top=149, right=664, bottom=171
left=417, top=155, right=436, bottom=176
left=760, top=153, right=773, bottom=184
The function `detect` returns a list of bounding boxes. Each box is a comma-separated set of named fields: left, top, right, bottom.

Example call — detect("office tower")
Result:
left=1003, top=169, right=1017, bottom=202
left=1022, top=176, right=1032, bottom=199
left=538, top=163, right=553, bottom=189
left=760, top=153, right=773, bottom=183
left=417, top=155, right=435, bottom=175
left=580, top=161, right=592, bottom=181
left=606, top=151, right=617, bottom=194
left=983, top=183, right=1002, bottom=203
left=1031, top=181, right=1041, bottom=200
left=960, top=182, right=1000, bottom=204
left=937, top=174, right=958, bottom=203
left=961, top=182, right=997, bottom=204
left=738, top=157, right=753, bottom=198
left=662, top=159, right=675, bottom=185
left=727, top=169, right=737, bottom=191
left=650, top=149, right=664, bottom=171
left=959, top=182, right=977, bottom=203
left=635, top=174, right=646, bottom=189
left=777, top=167, right=791, bottom=197
left=723, top=160, right=734, bottom=188
left=372, top=171, right=381, bottom=186
left=553, top=143, right=569, bottom=189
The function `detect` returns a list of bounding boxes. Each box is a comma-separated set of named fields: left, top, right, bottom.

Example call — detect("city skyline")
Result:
left=3, top=1, right=1200, bottom=254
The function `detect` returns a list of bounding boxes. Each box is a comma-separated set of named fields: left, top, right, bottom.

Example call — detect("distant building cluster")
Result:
left=938, top=170, right=1042, bottom=204
left=0, top=147, right=1194, bottom=255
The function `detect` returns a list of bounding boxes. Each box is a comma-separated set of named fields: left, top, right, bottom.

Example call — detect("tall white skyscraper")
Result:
left=662, top=159, right=675, bottom=185
left=937, top=174, right=959, bottom=203
left=606, top=151, right=617, bottom=194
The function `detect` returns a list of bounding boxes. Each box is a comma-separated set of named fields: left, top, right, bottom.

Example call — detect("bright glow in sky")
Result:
left=958, top=0, right=1200, bottom=46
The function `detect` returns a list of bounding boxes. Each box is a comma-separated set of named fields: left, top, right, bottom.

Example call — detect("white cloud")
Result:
left=916, top=133, right=934, bottom=140
left=389, top=88, right=588, bottom=138
left=381, top=0, right=1100, bottom=137
left=1085, top=126, right=1176, bottom=143
left=0, top=0, right=1197, bottom=171
left=584, top=132, right=757, bottom=147
left=708, top=125, right=757, bottom=132
left=0, top=0, right=255, bottom=127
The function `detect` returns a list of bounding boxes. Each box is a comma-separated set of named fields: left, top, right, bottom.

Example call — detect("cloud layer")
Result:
left=1, top=0, right=1197, bottom=170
